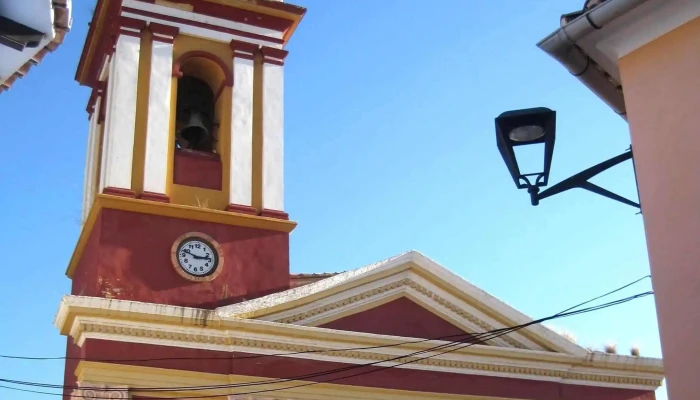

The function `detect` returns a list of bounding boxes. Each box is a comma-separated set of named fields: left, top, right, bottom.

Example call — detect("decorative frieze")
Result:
left=69, top=317, right=662, bottom=389
left=71, top=384, right=130, bottom=399
left=272, top=278, right=527, bottom=349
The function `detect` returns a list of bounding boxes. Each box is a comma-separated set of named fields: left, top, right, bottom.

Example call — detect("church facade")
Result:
left=58, top=0, right=664, bottom=399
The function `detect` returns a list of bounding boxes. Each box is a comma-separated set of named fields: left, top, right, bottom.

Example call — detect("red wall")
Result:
left=321, top=297, right=474, bottom=341
left=172, top=149, right=222, bottom=190
left=70, top=339, right=655, bottom=400
left=70, top=208, right=290, bottom=308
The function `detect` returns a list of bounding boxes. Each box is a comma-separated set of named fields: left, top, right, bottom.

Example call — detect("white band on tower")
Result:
left=101, top=33, right=142, bottom=193
left=260, top=46, right=288, bottom=215
left=228, top=40, right=258, bottom=211
left=143, top=25, right=177, bottom=197
left=82, top=100, right=99, bottom=223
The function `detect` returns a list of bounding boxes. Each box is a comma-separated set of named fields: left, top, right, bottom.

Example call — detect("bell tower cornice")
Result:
left=76, top=0, right=305, bottom=89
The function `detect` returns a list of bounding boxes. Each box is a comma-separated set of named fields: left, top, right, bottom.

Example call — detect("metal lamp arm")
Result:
left=529, top=150, right=640, bottom=209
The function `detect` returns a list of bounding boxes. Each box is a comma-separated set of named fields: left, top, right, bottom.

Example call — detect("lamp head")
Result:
left=495, top=107, right=556, bottom=189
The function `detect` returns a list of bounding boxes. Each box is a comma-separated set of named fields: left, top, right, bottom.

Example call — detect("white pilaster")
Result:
left=82, top=97, right=103, bottom=223
left=101, top=34, right=141, bottom=192
left=99, top=59, right=113, bottom=193
left=82, top=106, right=97, bottom=223
left=261, top=48, right=287, bottom=213
left=143, top=38, right=174, bottom=195
left=229, top=43, right=257, bottom=209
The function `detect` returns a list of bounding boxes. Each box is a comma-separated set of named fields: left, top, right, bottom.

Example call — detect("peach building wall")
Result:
left=619, top=16, right=700, bottom=400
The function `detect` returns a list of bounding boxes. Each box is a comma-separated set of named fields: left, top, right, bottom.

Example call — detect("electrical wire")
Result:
left=0, top=287, right=653, bottom=399
left=0, top=274, right=650, bottom=364
left=1, top=292, right=653, bottom=399
left=0, top=280, right=653, bottom=396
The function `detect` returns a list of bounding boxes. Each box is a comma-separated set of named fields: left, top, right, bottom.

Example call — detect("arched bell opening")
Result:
left=171, top=52, right=232, bottom=193
left=173, top=53, right=230, bottom=154
left=175, top=76, right=216, bottom=152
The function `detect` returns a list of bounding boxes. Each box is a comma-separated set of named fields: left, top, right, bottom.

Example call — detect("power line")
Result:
left=0, top=274, right=651, bottom=364
left=0, top=332, right=473, bottom=362
left=1, top=292, right=653, bottom=399
left=0, top=277, right=653, bottom=397
left=0, top=289, right=653, bottom=399
left=207, top=293, right=653, bottom=400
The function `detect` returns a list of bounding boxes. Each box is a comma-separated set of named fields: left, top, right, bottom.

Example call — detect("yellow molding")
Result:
left=131, top=29, right=153, bottom=196
left=75, top=361, right=506, bottom=400
left=55, top=296, right=666, bottom=379
left=65, top=194, right=297, bottom=277
left=251, top=51, right=264, bottom=210
left=76, top=0, right=112, bottom=85
left=66, top=197, right=102, bottom=279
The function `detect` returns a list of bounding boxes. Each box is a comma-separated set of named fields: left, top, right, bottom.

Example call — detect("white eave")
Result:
left=536, top=0, right=700, bottom=119
left=0, top=0, right=73, bottom=92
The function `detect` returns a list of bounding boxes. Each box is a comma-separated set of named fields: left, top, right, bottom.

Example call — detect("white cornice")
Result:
left=260, top=271, right=530, bottom=350
left=55, top=295, right=664, bottom=392
left=120, top=0, right=284, bottom=49
left=123, top=0, right=284, bottom=39
left=75, top=362, right=512, bottom=400
left=217, top=251, right=588, bottom=356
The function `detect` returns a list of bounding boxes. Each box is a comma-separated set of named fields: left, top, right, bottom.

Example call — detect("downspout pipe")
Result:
left=536, top=0, right=650, bottom=120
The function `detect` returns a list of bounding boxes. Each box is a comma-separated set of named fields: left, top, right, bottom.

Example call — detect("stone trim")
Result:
left=216, top=251, right=590, bottom=357
left=75, top=362, right=516, bottom=400
left=271, top=277, right=527, bottom=349
left=65, top=316, right=664, bottom=391
left=71, top=383, right=130, bottom=399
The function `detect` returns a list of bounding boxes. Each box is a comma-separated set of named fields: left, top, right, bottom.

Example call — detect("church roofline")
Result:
left=54, top=294, right=665, bottom=391
left=216, top=250, right=596, bottom=356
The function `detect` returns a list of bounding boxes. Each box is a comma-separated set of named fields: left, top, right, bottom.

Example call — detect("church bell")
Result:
left=175, top=76, right=216, bottom=152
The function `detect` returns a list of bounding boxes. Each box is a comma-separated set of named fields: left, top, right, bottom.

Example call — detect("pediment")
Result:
left=217, top=251, right=588, bottom=355
left=320, top=296, right=474, bottom=341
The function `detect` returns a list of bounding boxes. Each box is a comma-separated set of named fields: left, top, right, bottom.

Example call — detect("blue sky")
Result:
left=0, top=0, right=665, bottom=398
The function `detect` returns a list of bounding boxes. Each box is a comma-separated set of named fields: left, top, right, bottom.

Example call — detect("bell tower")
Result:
left=70, top=0, right=306, bottom=308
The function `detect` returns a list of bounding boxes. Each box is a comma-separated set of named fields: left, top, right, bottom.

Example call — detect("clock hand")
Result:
left=184, top=249, right=207, bottom=260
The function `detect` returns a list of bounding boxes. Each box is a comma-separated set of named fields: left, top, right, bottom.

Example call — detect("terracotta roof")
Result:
left=0, top=0, right=72, bottom=94
left=290, top=272, right=340, bottom=279
left=559, top=0, right=608, bottom=26
left=289, top=272, right=341, bottom=288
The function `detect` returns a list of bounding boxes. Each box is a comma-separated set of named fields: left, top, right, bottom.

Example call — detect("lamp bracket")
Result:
left=527, top=149, right=640, bottom=210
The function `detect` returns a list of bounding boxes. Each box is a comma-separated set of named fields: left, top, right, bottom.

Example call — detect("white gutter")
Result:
left=536, top=0, right=650, bottom=119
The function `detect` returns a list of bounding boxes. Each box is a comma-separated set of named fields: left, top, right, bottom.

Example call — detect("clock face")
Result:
left=176, top=237, right=219, bottom=277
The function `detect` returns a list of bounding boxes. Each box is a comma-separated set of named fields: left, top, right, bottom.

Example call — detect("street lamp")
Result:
left=495, top=107, right=640, bottom=209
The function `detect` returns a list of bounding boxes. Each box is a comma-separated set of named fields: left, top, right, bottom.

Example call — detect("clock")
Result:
left=170, top=232, right=224, bottom=282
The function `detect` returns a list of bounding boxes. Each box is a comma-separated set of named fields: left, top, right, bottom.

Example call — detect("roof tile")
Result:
left=0, top=1, right=72, bottom=93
